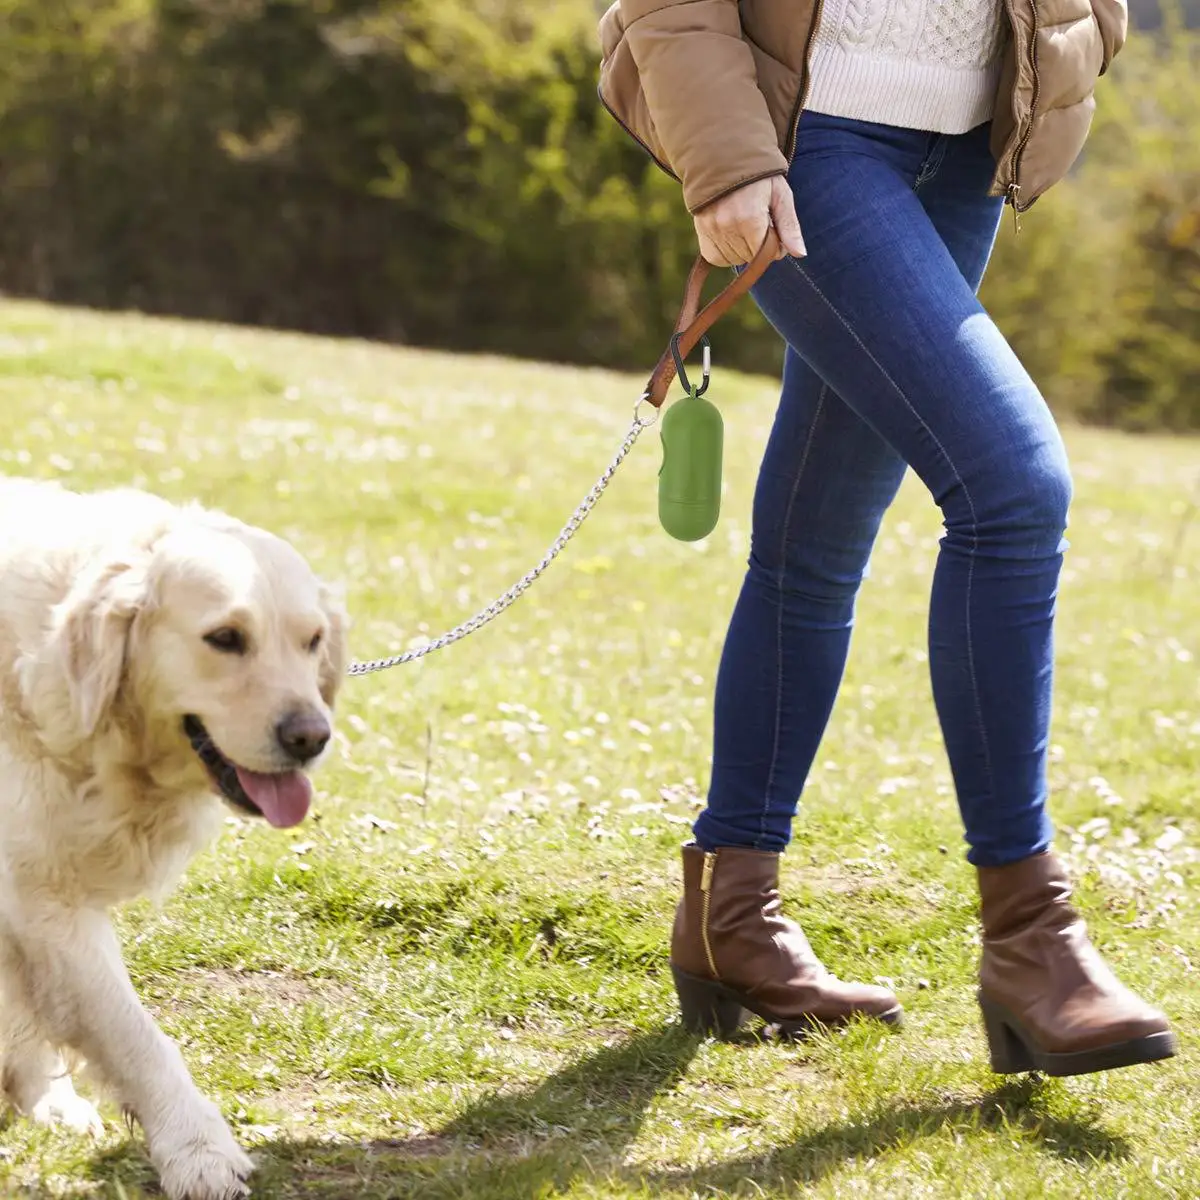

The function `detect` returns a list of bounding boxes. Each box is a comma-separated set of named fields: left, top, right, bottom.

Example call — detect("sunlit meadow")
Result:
left=0, top=298, right=1196, bottom=1199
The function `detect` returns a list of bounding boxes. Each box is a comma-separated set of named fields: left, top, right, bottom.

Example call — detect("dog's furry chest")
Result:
left=0, top=746, right=222, bottom=908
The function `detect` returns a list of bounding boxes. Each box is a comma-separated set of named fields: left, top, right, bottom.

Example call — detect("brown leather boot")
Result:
left=669, top=843, right=903, bottom=1038
left=978, top=849, right=1178, bottom=1076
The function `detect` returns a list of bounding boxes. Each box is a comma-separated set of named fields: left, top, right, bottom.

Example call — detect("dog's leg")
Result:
left=0, top=938, right=105, bottom=1134
left=1, top=1019, right=105, bottom=1135
left=8, top=903, right=252, bottom=1200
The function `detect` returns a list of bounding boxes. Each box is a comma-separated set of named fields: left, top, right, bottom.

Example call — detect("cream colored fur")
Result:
left=0, top=476, right=347, bottom=1200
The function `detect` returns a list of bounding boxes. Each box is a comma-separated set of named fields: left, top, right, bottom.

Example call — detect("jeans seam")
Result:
left=758, top=382, right=828, bottom=848
left=783, top=258, right=996, bottom=800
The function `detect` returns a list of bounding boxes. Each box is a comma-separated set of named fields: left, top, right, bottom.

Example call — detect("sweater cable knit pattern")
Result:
left=806, top=0, right=1009, bottom=136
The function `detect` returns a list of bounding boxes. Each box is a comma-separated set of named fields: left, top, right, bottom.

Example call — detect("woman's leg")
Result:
left=676, top=115, right=1005, bottom=1036
left=705, top=115, right=1066, bottom=865
left=696, top=115, right=1044, bottom=863
left=675, top=114, right=1174, bottom=1070
left=694, top=348, right=907, bottom=851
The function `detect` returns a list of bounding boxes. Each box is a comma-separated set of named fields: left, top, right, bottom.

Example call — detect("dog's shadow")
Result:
left=75, top=1023, right=1130, bottom=1199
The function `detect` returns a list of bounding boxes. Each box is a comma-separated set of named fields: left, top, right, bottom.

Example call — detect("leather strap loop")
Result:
left=642, top=228, right=781, bottom=409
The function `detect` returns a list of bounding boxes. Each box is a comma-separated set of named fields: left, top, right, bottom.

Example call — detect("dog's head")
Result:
left=26, top=509, right=348, bottom=828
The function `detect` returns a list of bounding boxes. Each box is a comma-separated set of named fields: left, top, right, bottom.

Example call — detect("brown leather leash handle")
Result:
left=642, top=227, right=781, bottom=409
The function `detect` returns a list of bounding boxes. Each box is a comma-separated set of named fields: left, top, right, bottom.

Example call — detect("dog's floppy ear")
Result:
left=29, top=555, right=150, bottom=742
left=317, top=580, right=349, bottom=709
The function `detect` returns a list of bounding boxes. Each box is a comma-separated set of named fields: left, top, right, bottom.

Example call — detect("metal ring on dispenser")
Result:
left=670, top=333, right=711, bottom=397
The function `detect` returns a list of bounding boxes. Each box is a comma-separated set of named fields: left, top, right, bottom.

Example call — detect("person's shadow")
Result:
left=77, top=1021, right=1129, bottom=1199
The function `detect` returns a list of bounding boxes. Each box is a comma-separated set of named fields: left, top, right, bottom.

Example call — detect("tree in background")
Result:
left=0, top=0, right=1195, bottom=431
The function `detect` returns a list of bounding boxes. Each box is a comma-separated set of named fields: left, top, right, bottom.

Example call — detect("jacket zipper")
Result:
left=1005, top=0, right=1042, bottom=232
left=699, top=850, right=719, bottom=978
left=784, top=0, right=827, bottom=163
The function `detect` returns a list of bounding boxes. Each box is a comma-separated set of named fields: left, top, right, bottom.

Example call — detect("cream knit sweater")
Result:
left=805, top=0, right=1009, bottom=135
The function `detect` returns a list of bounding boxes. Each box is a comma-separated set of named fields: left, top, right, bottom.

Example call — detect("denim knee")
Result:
left=950, top=438, right=1073, bottom=559
left=1032, top=454, right=1073, bottom=538
left=745, top=541, right=867, bottom=632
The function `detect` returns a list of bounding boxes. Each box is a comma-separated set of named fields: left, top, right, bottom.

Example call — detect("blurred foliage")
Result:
left=982, top=5, right=1200, bottom=431
left=0, top=0, right=1196, bottom=430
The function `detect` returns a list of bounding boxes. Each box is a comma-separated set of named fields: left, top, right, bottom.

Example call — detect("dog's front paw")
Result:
left=30, top=1077, right=105, bottom=1136
left=150, top=1101, right=254, bottom=1200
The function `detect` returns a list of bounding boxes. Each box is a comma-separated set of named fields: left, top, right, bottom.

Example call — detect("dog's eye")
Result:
left=203, top=627, right=247, bottom=655
left=307, top=632, right=323, bottom=654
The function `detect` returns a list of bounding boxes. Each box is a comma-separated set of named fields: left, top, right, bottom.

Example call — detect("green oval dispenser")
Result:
left=657, top=335, right=723, bottom=542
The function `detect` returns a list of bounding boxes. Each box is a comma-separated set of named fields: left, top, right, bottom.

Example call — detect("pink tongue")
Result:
left=234, top=767, right=313, bottom=828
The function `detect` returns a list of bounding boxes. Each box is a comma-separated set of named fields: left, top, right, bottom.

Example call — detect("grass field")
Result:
left=0, top=297, right=1196, bottom=1200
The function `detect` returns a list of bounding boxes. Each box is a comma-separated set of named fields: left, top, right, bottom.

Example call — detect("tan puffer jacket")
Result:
left=598, top=0, right=1127, bottom=216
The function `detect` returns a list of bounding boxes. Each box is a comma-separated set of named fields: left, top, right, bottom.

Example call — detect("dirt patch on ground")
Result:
left=180, top=966, right=358, bottom=1007
left=785, top=859, right=900, bottom=898
left=358, top=1135, right=451, bottom=1158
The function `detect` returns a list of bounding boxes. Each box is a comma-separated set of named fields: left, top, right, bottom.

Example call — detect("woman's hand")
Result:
left=693, top=175, right=806, bottom=268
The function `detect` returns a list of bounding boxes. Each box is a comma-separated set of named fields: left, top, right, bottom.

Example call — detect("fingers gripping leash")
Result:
left=347, top=230, right=781, bottom=677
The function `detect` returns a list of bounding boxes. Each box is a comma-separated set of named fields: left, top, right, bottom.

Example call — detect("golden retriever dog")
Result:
left=0, top=476, right=347, bottom=1200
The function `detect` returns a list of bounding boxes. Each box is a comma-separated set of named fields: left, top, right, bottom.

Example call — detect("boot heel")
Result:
left=672, top=966, right=744, bottom=1038
left=979, top=994, right=1036, bottom=1074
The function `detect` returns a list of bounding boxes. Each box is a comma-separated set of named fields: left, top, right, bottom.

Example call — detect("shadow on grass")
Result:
left=75, top=1031, right=1130, bottom=1200
left=653, top=1076, right=1131, bottom=1195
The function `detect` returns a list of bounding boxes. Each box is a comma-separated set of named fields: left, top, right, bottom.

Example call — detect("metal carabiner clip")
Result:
left=670, top=332, right=711, bottom=397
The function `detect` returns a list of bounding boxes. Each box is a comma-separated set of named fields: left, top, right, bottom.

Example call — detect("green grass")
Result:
left=0, top=298, right=1196, bottom=1199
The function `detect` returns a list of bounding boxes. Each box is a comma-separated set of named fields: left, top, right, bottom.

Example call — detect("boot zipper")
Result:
left=699, top=850, right=720, bottom=979
left=1004, top=0, right=1042, bottom=229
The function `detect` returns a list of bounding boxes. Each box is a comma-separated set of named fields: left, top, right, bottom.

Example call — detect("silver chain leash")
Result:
left=347, top=402, right=658, bottom=676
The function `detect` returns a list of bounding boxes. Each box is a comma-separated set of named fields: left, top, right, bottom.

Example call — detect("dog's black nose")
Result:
left=276, top=710, right=331, bottom=763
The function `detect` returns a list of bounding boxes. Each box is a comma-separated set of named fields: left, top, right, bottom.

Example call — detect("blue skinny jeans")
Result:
left=693, top=112, right=1067, bottom=868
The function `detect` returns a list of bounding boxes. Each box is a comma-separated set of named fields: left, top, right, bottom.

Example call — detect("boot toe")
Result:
left=865, top=988, right=905, bottom=1025
left=1077, top=1006, right=1173, bottom=1050
left=801, top=982, right=904, bottom=1028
